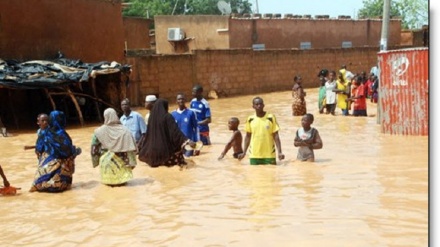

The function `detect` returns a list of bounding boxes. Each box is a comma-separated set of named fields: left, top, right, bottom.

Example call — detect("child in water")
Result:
left=218, top=117, right=243, bottom=160
left=294, top=113, right=323, bottom=162
left=24, top=113, right=49, bottom=150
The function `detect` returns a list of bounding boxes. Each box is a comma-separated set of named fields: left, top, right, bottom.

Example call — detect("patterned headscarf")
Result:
left=36, top=110, right=75, bottom=160
left=94, top=108, right=137, bottom=152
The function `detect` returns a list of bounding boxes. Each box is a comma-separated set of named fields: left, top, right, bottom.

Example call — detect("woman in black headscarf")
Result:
left=138, top=98, right=195, bottom=167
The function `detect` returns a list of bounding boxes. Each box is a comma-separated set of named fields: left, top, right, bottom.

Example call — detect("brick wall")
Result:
left=0, top=0, right=125, bottom=62
left=125, top=47, right=382, bottom=106
left=400, top=29, right=426, bottom=47
left=125, top=54, right=194, bottom=105
left=123, top=17, right=152, bottom=50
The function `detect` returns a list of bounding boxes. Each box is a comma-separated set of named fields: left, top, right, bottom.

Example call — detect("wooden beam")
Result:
left=43, top=88, right=56, bottom=110
left=90, top=78, right=103, bottom=122
left=65, top=87, right=84, bottom=127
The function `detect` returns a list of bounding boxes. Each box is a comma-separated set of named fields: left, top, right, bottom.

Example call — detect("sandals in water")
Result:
left=0, top=186, right=21, bottom=196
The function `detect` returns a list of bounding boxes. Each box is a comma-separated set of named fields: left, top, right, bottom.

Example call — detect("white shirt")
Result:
left=325, top=80, right=337, bottom=104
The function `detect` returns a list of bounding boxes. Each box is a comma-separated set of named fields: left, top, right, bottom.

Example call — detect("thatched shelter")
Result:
left=0, top=58, right=131, bottom=130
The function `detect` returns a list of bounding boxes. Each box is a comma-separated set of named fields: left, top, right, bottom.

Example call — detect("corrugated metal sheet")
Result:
left=378, top=48, right=429, bottom=135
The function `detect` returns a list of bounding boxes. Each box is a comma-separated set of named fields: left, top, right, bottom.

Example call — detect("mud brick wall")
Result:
left=125, top=55, right=194, bottom=105
left=125, top=47, right=383, bottom=106
left=123, top=17, right=152, bottom=50
left=0, top=0, right=125, bottom=62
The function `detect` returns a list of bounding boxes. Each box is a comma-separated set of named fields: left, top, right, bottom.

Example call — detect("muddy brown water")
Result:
left=0, top=89, right=428, bottom=246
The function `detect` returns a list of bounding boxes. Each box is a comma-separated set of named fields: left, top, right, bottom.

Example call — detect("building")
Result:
left=154, top=15, right=402, bottom=54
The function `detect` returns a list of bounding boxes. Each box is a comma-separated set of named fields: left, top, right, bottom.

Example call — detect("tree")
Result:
left=357, top=0, right=428, bottom=29
left=123, top=0, right=253, bottom=18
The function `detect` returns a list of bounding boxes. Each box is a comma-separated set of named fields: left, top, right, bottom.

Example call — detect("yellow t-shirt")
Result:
left=245, top=112, right=280, bottom=159
left=336, top=80, right=348, bottom=110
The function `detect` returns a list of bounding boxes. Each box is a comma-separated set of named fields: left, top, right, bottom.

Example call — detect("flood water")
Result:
left=0, top=89, right=428, bottom=246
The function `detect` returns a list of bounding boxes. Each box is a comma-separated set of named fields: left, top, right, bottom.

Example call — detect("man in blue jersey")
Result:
left=190, top=85, right=212, bottom=145
left=171, top=93, right=200, bottom=156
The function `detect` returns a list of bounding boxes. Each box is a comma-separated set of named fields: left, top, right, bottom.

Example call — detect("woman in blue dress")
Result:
left=30, top=110, right=81, bottom=192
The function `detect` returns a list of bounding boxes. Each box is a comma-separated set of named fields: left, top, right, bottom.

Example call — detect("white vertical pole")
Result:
left=377, top=0, right=390, bottom=124
left=255, top=0, right=259, bottom=14
left=380, top=0, right=391, bottom=51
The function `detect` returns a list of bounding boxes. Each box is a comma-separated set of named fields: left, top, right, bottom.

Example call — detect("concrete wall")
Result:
left=154, top=16, right=401, bottom=53
left=123, top=17, right=152, bottom=50
left=125, top=47, right=381, bottom=106
left=229, top=18, right=402, bottom=49
left=400, top=29, right=426, bottom=47
left=0, top=0, right=125, bottom=62
left=154, top=15, right=230, bottom=54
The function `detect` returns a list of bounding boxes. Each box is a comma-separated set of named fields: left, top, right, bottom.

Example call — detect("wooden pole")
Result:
left=43, top=88, right=56, bottom=110
left=90, top=78, right=103, bottom=122
left=65, top=87, right=84, bottom=127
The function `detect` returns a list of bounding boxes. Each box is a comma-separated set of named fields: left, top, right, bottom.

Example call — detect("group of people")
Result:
left=1, top=85, right=213, bottom=193
left=0, top=82, right=327, bottom=194
left=91, top=85, right=214, bottom=187
left=292, top=65, right=379, bottom=117
left=237, top=97, right=322, bottom=165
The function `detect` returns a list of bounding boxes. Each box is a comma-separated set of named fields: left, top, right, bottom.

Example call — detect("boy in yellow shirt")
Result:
left=238, top=97, right=284, bottom=165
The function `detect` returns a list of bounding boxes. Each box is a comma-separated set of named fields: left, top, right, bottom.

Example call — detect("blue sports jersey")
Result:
left=171, top=108, right=199, bottom=142
left=190, top=98, right=211, bottom=133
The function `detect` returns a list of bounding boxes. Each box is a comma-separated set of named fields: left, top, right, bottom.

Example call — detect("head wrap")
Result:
left=36, top=110, right=75, bottom=159
left=94, top=108, right=137, bottom=152
left=138, top=99, right=188, bottom=167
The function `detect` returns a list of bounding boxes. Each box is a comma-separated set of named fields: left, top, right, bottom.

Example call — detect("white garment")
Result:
left=345, top=70, right=354, bottom=81
left=325, top=80, right=337, bottom=104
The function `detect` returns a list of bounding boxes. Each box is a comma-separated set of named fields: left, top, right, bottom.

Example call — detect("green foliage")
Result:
left=357, top=0, right=429, bottom=29
left=122, top=0, right=253, bottom=18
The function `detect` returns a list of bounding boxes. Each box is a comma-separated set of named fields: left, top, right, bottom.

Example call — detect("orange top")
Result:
left=353, top=84, right=366, bottom=110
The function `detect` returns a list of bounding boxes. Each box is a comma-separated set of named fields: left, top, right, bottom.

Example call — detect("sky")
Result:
left=250, top=0, right=367, bottom=19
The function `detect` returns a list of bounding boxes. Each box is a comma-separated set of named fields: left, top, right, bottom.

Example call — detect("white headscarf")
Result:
left=94, top=108, right=137, bottom=152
